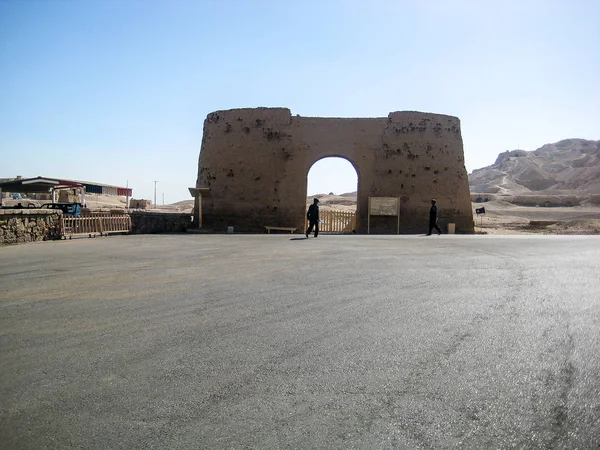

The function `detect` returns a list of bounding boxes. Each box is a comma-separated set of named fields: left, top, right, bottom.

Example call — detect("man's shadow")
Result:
left=289, top=237, right=309, bottom=241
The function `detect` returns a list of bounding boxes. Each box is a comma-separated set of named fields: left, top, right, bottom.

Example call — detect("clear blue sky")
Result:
left=1, top=0, right=599, bottom=201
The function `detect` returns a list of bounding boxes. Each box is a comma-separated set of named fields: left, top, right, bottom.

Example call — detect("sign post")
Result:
left=368, top=197, right=400, bottom=234
left=475, top=206, right=486, bottom=230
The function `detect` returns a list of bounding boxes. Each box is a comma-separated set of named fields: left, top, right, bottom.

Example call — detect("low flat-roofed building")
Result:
left=0, top=176, right=132, bottom=206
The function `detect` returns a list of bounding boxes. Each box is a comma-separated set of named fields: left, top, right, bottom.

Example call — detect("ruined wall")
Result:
left=196, top=108, right=473, bottom=234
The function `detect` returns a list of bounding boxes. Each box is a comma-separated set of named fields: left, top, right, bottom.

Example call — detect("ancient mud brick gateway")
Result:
left=196, top=108, right=473, bottom=234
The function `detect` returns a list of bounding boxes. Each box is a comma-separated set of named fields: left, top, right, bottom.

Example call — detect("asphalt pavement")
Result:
left=1, top=234, right=599, bottom=449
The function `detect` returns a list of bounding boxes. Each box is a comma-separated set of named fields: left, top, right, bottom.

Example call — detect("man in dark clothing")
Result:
left=306, top=198, right=319, bottom=238
left=427, top=199, right=442, bottom=236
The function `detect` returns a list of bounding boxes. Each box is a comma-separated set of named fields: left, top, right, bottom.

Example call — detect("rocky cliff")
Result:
left=469, top=139, right=600, bottom=205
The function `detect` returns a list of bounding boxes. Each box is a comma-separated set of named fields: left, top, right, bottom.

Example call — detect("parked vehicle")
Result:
left=40, top=202, right=82, bottom=217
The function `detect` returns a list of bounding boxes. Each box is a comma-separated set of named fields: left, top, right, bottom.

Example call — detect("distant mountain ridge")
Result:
left=470, top=139, right=600, bottom=200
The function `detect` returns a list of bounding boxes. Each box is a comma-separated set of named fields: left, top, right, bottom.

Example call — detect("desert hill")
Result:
left=469, top=139, right=600, bottom=206
left=306, top=192, right=357, bottom=211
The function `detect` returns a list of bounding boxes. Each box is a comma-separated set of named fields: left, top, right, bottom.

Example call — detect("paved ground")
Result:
left=1, top=234, right=599, bottom=449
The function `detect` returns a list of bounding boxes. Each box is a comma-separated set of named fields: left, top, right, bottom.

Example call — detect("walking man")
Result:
left=427, top=199, right=442, bottom=236
left=306, top=198, right=320, bottom=238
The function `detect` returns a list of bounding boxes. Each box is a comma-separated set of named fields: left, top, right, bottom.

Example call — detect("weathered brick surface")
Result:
left=0, top=210, right=62, bottom=244
left=196, top=108, right=474, bottom=233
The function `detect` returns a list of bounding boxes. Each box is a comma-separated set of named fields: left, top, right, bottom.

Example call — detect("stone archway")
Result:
left=196, top=107, right=473, bottom=234
left=305, top=155, right=360, bottom=229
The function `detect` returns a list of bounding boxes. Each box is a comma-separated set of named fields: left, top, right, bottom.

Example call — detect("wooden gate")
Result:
left=306, top=210, right=356, bottom=234
left=62, top=214, right=132, bottom=238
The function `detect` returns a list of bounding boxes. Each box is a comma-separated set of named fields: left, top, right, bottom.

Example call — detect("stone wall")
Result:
left=196, top=108, right=474, bottom=233
left=1, top=210, right=193, bottom=244
left=130, top=212, right=192, bottom=234
left=0, top=209, right=62, bottom=244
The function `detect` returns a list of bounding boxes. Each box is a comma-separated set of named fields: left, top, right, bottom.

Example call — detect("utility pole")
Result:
left=153, top=181, right=158, bottom=208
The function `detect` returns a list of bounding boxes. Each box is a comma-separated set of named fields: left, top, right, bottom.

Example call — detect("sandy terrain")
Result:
left=83, top=195, right=195, bottom=213
left=471, top=200, right=600, bottom=235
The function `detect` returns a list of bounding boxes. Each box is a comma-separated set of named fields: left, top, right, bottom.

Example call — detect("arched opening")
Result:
left=306, top=157, right=358, bottom=234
